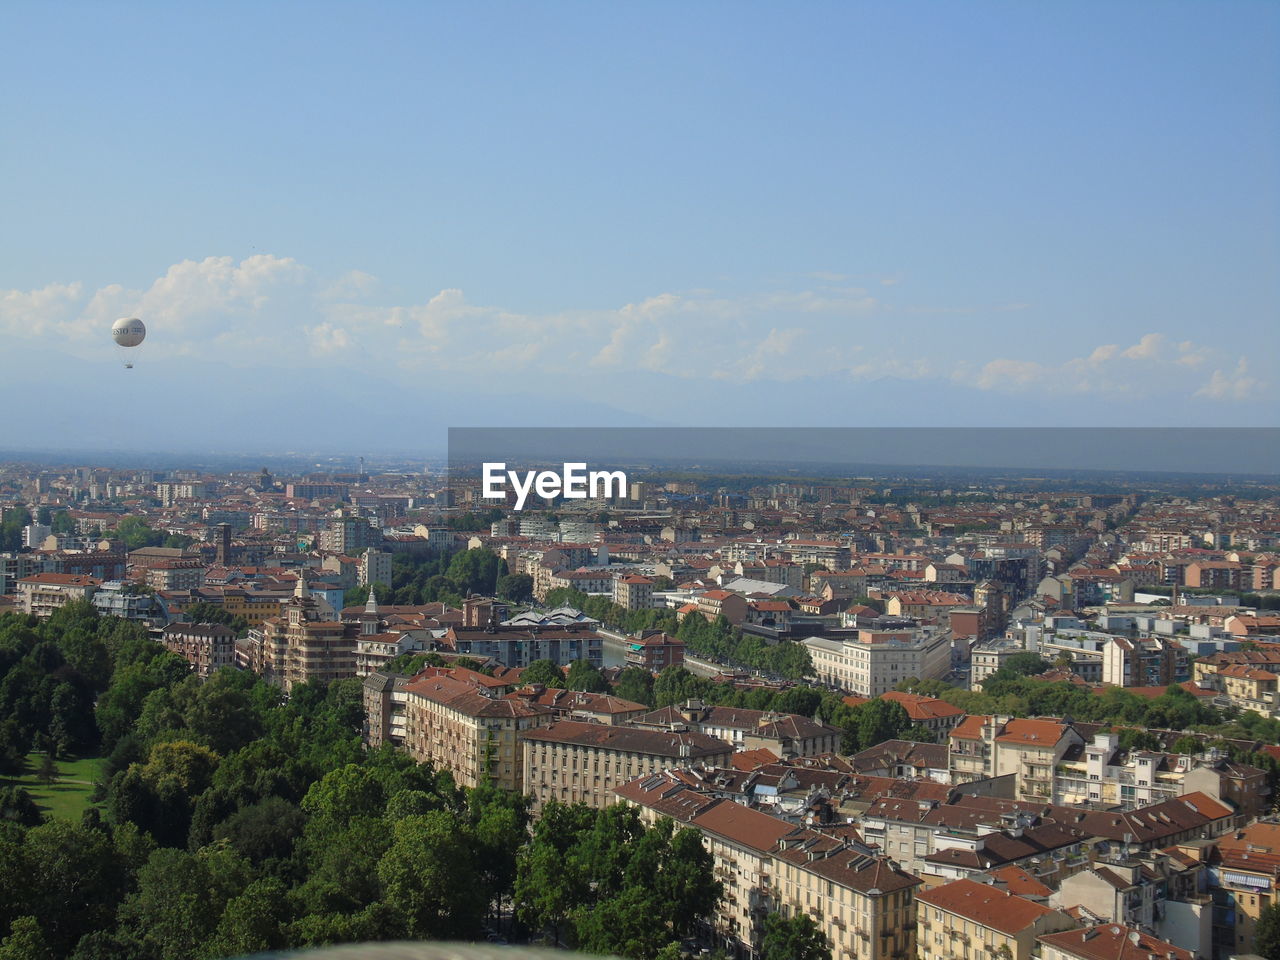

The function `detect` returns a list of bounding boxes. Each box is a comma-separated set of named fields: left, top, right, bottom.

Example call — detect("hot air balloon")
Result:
left=111, top=317, right=146, bottom=368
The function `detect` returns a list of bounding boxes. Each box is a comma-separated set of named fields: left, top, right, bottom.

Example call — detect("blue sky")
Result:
left=2, top=1, right=1277, bottom=452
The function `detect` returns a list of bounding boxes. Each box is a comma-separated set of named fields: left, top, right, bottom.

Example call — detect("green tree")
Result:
left=521, top=659, right=566, bottom=687
left=378, top=811, right=486, bottom=939
left=759, top=911, right=831, bottom=960
left=653, top=665, right=710, bottom=708
left=1171, top=735, right=1202, bottom=756
left=565, top=660, right=609, bottom=693
left=21, top=820, right=128, bottom=954
left=1002, top=653, right=1052, bottom=677
left=204, top=876, right=290, bottom=959
left=853, top=699, right=911, bottom=752
left=573, top=885, right=671, bottom=959
left=515, top=801, right=596, bottom=941
left=445, top=548, right=505, bottom=596
left=1257, top=901, right=1280, bottom=960
left=116, top=847, right=248, bottom=960
left=495, top=573, right=534, bottom=603
left=0, top=786, right=43, bottom=827
left=614, top=667, right=655, bottom=708
left=0, top=916, right=53, bottom=960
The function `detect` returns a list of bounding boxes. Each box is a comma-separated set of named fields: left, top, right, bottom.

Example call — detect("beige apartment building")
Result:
left=948, top=716, right=1083, bottom=801
left=144, top=558, right=208, bottom=592
left=612, top=574, right=654, bottom=611
left=251, top=579, right=356, bottom=692
left=17, top=572, right=99, bottom=617
left=803, top=628, right=951, bottom=697
left=364, top=669, right=553, bottom=792
left=1054, top=731, right=1269, bottom=814
left=917, top=878, right=1074, bottom=960
left=617, top=772, right=921, bottom=960
left=521, top=720, right=732, bottom=811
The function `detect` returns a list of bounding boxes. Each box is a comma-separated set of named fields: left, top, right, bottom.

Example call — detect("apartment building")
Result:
left=1102, top=636, right=1181, bottom=688
left=520, top=720, right=732, bottom=811
left=91, top=580, right=162, bottom=621
left=1192, top=649, right=1280, bottom=717
left=1052, top=851, right=1211, bottom=956
left=886, top=591, right=970, bottom=622
left=1203, top=821, right=1280, bottom=959
left=623, top=630, right=685, bottom=672
left=690, top=589, right=750, bottom=626
left=803, top=628, right=952, bottom=697
left=440, top=623, right=604, bottom=668
left=357, top=548, right=392, bottom=588
left=144, top=558, right=208, bottom=592
left=160, top=623, right=235, bottom=678
left=916, top=878, right=1074, bottom=960
left=364, top=668, right=552, bottom=792
left=634, top=700, right=841, bottom=759
left=250, top=579, right=356, bottom=691
left=949, top=716, right=1083, bottom=801
left=1055, top=732, right=1270, bottom=814
left=612, top=574, right=654, bottom=611
left=16, top=572, right=99, bottom=617
left=503, top=686, right=648, bottom=725
left=970, top=639, right=1027, bottom=687
left=879, top=692, right=965, bottom=736
left=617, top=772, right=920, bottom=960
left=317, top=516, right=381, bottom=554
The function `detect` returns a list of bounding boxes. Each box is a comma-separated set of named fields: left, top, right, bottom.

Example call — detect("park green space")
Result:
left=0, top=752, right=106, bottom=820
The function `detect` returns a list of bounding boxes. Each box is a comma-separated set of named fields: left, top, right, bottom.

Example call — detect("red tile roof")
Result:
left=1038, top=925, right=1193, bottom=960
left=917, top=878, right=1058, bottom=935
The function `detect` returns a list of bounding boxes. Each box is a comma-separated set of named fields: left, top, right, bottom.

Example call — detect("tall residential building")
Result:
left=319, top=516, right=382, bottom=554
left=440, top=623, right=603, bottom=669
left=251, top=578, right=356, bottom=692
left=612, top=573, right=654, bottom=610
left=1101, top=635, right=1181, bottom=687
left=623, top=631, right=685, bottom=672
left=365, top=668, right=553, bottom=793
left=358, top=548, right=392, bottom=587
left=948, top=716, right=1084, bottom=801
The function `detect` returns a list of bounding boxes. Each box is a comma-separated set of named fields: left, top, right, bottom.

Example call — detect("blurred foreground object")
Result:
left=249, top=944, right=620, bottom=960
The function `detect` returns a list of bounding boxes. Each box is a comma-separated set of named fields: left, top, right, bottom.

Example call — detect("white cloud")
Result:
left=0, top=282, right=85, bottom=338
left=973, top=358, right=1045, bottom=390
left=321, top=269, right=380, bottom=301
left=307, top=323, right=351, bottom=355
left=2, top=258, right=1270, bottom=410
left=1122, top=332, right=1165, bottom=360
left=963, top=331, right=1267, bottom=401
left=1195, top=358, right=1264, bottom=401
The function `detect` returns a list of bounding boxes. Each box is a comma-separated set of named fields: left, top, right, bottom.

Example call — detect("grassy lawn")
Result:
left=1, top=752, right=107, bottom=821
